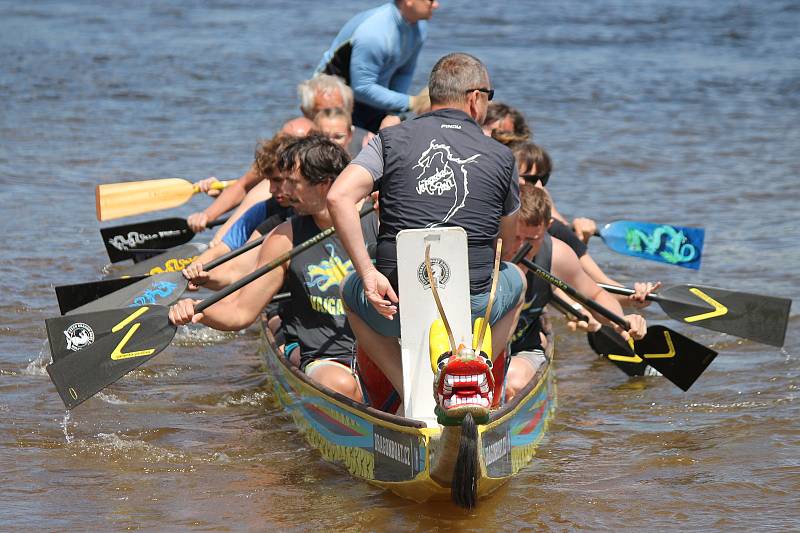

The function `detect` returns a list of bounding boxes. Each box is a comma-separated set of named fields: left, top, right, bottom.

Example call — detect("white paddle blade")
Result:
left=397, top=227, right=471, bottom=426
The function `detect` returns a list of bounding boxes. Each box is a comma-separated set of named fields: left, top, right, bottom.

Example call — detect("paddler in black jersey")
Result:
left=169, top=135, right=379, bottom=401
left=505, top=185, right=648, bottom=400
left=328, top=52, right=526, bottom=398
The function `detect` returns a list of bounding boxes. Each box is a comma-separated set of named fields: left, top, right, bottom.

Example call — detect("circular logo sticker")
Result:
left=417, top=258, right=451, bottom=290
left=64, top=322, right=95, bottom=352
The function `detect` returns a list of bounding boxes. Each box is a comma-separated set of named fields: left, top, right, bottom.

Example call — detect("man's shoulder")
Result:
left=479, top=134, right=515, bottom=158
left=352, top=4, right=396, bottom=40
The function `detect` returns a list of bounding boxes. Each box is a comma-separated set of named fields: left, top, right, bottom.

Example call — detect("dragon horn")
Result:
left=475, top=238, right=502, bottom=354
left=425, top=243, right=456, bottom=353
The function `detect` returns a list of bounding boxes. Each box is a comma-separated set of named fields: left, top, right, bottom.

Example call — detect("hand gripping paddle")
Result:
left=598, top=283, right=791, bottom=347
left=512, top=242, right=717, bottom=391
left=46, top=204, right=375, bottom=409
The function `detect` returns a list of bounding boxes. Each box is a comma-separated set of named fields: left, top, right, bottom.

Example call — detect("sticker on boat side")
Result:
left=483, top=426, right=512, bottom=477
left=372, top=426, right=422, bottom=482
left=64, top=322, right=95, bottom=351
left=416, top=257, right=451, bottom=290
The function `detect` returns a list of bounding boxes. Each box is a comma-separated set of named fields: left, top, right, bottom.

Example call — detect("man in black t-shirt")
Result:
left=328, top=53, right=526, bottom=397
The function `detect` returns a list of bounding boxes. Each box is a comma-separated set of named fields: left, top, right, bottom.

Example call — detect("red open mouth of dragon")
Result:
left=435, top=348, right=495, bottom=419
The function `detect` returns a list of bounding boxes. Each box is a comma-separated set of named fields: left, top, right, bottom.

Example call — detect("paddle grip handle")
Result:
left=513, top=242, right=630, bottom=330
left=509, top=243, right=530, bottom=265
left=196, top=203, right=375, bottom=314
left=597, top=283, right=661, bottom=302
left=207, top=216, right=230, bottom=230
left=192, top=180, right=235, bottom=194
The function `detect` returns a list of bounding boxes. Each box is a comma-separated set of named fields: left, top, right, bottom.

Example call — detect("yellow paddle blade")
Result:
left=429, top=318, right=450, bottom=372
left=95, top=178, right=232, bottom=221
left=472, top=317, right=492, bottom=358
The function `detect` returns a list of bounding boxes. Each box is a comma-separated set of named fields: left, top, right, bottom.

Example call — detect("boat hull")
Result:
left=258, top=319, right=555, bottom=503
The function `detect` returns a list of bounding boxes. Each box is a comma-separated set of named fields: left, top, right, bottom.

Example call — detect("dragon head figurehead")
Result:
left=423, top=240, right=501, bottom=426
left=430, top=319, right=494, bottom=425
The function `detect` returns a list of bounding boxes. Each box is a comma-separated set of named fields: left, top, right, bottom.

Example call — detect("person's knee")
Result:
left=340, top=273, right=355, bottom=311
left=505, top=359, right=534, bottom=400
left=315, top=367, right=359, bottom=400
left=509, top=263, right=527, bottom=305
left=505, top=371, right=526, bottom=400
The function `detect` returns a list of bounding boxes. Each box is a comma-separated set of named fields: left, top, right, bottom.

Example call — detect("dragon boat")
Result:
left=258, top=319, right=554, bottom=505
left=257, top=227, right=556, bottom=506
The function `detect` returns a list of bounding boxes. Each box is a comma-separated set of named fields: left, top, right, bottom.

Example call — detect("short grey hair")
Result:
left=297, top=74, right=354, bottom=117
left=428, top=53, right=489, bottom=106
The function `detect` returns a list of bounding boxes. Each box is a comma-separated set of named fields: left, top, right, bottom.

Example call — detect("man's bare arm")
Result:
left=499, top=212, right=519, bottom=260
left=187, top=164, right=262, bottom=232
left=327, top=164, right=376, bottom=277
left=169, top=223, right=292, bottom=330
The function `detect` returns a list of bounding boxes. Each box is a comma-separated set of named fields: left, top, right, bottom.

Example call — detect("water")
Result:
left=2, top=0, right=799, bottom=529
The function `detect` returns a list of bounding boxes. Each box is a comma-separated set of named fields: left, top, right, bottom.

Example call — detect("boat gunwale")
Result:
left=259, top=318, right=427, bottom=429
left=259, top=315, right=553, bottom=429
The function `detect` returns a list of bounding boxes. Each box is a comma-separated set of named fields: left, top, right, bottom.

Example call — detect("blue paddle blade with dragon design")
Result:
left=598, top=220, right=705, bottom=270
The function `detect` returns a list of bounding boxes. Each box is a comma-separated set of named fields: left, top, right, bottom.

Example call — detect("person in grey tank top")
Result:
left=169, top=135, right=371, bottom=402
left=506, top=186, right=648, bottom=401
left=327, top=53, right=527, bottom=398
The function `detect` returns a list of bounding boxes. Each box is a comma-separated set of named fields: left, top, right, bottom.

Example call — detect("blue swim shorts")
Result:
left=341, top=262, right=525, bottom=338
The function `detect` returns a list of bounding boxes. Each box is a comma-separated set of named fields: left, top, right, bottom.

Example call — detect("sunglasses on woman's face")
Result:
left=519, top=172, right=550, bottom=187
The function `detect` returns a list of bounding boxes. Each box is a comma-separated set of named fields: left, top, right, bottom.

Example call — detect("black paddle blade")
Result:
left=632, top=325, right=717, bottom=391
left=105, top=242, right=206, bottom=279
left=45, top=305, right=176, bottom=409
left=128, top=248, right=169, bottom=263
left=659, top=285, right=792, bottom=347
left=588, top=326, right=649, bottom=377
left=101, top=218, right=195, bottom=263
left=589, top=325, right=717, bottom=390
left=67, top=271, right=188, bottom=316
left=56, top=276, right=148, bottom=315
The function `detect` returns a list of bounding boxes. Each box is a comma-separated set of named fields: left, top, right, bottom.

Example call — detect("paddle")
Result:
left=547, top=292, right=650, bottom=377
left=512, top=242, right=717, bottom=391
left=105, top=242, right=207, bottom=278
left=45, top=205, right=374, bottom=409
left=591, top=220, right=705, bottom=270
left=101, top=216, right=229, bottom=263
left=127, top=248, right=170, bottom=263
left=598, top=283, right=792, bottom=347
left=96, top=178, right=234, bottom=221
left=56, top=276, right=148, bottom=315
left=65, top=226, right=274, bottom=315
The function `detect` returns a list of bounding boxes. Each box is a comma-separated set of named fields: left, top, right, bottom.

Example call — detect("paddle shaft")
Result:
left=548, top=292, right=591, bottom=322
left=512, top=242, right=630, bottom=330
left=195, top=204, right=374, bottom=314
left=203, top=232, right=267, bottom=271
left=597, top=283, right=664, bottom=302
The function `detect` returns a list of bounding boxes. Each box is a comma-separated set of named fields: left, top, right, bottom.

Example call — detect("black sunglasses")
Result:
left=465, top=87, right=494, bottom=101
left=519, top=172, right=550, bottom=187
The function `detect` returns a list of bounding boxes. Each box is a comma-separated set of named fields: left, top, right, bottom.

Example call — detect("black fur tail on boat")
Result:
left=452, top=412, right=478, bottom=509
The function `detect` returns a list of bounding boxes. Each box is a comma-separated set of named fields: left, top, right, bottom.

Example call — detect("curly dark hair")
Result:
left=254, top=133, right=297, bottom=179
left=276, top=134, right=350, bottom=184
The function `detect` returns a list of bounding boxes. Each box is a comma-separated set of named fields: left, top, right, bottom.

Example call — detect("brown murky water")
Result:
left=2, top=1, right=798, bottom=530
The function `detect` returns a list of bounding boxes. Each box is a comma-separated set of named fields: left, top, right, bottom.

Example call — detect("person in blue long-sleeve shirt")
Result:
left=316, top=0, right=438, bottom=133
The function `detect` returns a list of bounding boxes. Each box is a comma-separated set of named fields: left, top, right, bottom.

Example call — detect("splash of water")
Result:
left=62, top=411, right=73, bottom=444
left=22, top=339, right=52, bottom=376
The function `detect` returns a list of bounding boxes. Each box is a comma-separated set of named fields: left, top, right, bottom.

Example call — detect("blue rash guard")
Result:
left=316, top=2, right=427, bottom=132
left=221, top=198, right=291, bottom=250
